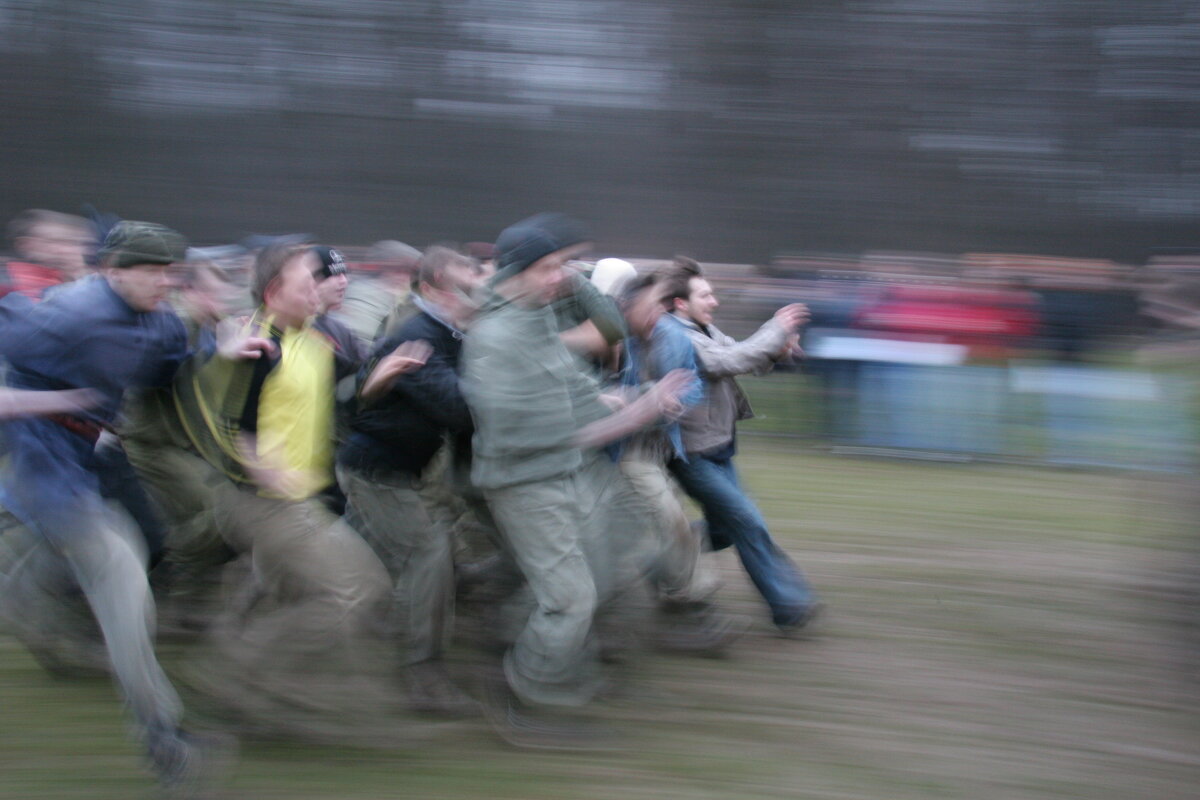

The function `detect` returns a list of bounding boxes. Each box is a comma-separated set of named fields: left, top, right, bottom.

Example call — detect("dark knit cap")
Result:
left=98, top=220, right=187, bottom=268
left=492, top=213, right=590, bottom=283
left=312, top=246, right=348, bottom=280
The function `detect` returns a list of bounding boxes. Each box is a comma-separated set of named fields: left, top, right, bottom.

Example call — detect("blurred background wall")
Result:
left=1, top=0, right=1198, bottom=259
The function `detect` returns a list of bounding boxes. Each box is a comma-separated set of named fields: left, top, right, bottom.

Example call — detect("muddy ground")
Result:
left=1, top=441, right=1197, bottom=799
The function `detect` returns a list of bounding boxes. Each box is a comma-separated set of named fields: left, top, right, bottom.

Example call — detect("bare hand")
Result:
left=216, top=317, right=277, bottom=361
left=774, top=303, right=810, bottom=332
left=52, top=388, right=104, bottom=414
left=646, top=369, right=692, bottom=420
left=572, top=369, right=692, bottom=449
left=236, top=432, right=315, bottom=498
left=360, top=339, right=433, bottom=400
left=599, top=393, right=628, bottom=412
left=385, top=339, right=433, bottom=375
left=246, top=464, right=314, bottom=499
left=778, top=332, right=804, bottom=360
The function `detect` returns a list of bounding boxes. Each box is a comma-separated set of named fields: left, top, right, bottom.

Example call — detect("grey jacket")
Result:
left=666, top=313, right=789, bottom=455
left=462, top=289, right=605, bottom=489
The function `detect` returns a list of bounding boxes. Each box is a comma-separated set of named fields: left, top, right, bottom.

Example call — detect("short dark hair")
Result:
left=417, top=245, right=475, bottom=292
left=252, top=241, right=310, bottom=305
left=615, top=269, right=660, bottom=310
left=660, top=268, right=701, bottom=307
left=8, top=209, right=88, bottom=250
left=671, top=255, right=702, bottom=277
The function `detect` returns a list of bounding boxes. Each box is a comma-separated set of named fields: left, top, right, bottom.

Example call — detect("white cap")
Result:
left=590, top=257, right=637, bottom=296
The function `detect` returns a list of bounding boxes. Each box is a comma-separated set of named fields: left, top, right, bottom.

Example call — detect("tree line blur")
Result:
left=1, top=0, right=1198, bottom=261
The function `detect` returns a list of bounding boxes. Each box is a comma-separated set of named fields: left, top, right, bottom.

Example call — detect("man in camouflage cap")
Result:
left=96, top=220, right=188, bottom=310
left=0, top=218, right=238, bottom=790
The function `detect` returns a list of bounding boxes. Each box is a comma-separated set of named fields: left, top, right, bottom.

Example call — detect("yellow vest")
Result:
left=255, top=319, right=335, bottom=500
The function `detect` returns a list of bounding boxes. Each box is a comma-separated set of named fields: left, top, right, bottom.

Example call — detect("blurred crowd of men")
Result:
left=0, top=207, right=820, bottom=793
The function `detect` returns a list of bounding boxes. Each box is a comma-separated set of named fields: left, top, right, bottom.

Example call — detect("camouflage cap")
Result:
left=98, top=220, right=187, bottom=269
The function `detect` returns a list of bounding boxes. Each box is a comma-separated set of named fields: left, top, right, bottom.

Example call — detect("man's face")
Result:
left=510, top=243, right=590, bottom=306
left=268, top=252, right=320, bottom=325
left=185, top=272, right=237, bottom=324
left=677, top=277, right=719, bottom=326
left=21, top=223, right=90, bottom=278
left=106, top=262, right=173, bottom=312
left=314, top=269, right=348, bottom=313
left=378, top=259, right=417, bottom=290
left=424, top=262, right=482, bottom=327
left=627, top=283, right=668, bottom=338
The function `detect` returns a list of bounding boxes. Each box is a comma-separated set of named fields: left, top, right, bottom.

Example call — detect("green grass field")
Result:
left=2, top=441, right=1198, bottom=799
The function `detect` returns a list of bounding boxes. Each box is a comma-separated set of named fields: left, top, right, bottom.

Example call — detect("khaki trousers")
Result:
left=619, top=458, right=720, bottom=604
left=485, top=474, right=602, bottom=707
left=210, top=485, right=390, bottom=679
left=337, top=465, right=453, bottom=665
left=123, top=439, right=232, bottom=595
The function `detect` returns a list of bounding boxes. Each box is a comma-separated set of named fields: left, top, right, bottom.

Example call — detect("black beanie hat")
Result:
left=312, top=246, right=347, bottom=280
left=492, top=213, right=590, bottom=283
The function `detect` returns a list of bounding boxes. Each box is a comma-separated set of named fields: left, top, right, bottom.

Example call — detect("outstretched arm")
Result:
left=359, top=339, right=433, bottom=401
left=572, top=369, right=692, bottom=449
left=0, top=388, right=102, bottom=420
left=689, top=303, right=808, bottom=378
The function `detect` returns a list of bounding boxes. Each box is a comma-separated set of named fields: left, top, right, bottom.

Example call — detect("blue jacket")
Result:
left=1, top=277, right=188, bottom=424
left=616, top=314, right=705, bottom=461
left=0, top=277, right=188, bottom=543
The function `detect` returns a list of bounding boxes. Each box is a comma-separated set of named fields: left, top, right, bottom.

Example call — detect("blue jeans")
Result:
left=669, top=449, right=816, bottom=626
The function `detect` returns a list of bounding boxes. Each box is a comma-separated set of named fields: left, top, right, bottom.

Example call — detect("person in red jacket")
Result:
left=5, top=209, right=92, bottom=300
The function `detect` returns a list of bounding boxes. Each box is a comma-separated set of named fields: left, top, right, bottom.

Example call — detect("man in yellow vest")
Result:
left=184, top=240, right=428, bottom=736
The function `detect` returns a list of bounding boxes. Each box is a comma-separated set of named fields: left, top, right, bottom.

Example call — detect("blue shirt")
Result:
left=614, top=314, right=705, bottom=461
